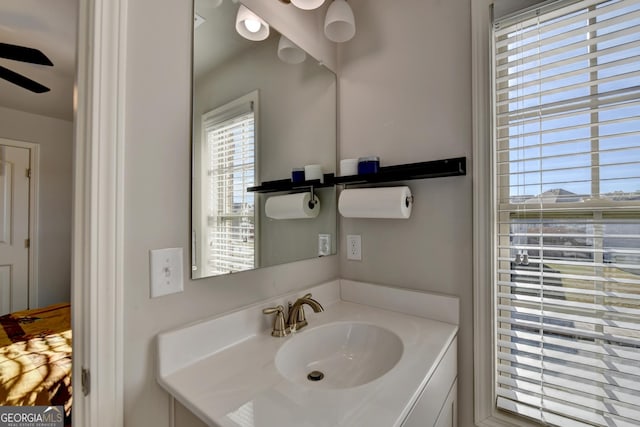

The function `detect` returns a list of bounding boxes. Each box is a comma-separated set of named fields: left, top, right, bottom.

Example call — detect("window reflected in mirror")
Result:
left=193, top=91, right=257, bottom=276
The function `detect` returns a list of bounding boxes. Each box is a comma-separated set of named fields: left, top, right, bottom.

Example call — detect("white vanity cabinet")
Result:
left=434, top=380, right=458, bottom=427
left=401, top=337, right=458, bottom=427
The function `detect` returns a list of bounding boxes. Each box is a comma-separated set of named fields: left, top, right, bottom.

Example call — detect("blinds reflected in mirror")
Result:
left=492, top=0, right=640, bottom=425
left=201, top=94, right=256, bottom=275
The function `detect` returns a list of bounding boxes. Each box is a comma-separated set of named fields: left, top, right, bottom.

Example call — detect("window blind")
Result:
left=203, top=108, right=255, bottom=275
left=493, top=1, right=640, bottom=426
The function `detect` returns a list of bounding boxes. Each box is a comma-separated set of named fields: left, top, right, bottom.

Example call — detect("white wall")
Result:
left=0, top=106, right=72, bottom=308
left=122, top=1, right=338, bottom=427
left=338, top=1, right=473, bottom=426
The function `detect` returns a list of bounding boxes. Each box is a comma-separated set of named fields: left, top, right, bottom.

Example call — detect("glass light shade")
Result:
left=290, top=0, right=325, bottom=10
left=277, top=35, right=307, bottom=64
left=235, top=5, right=269, bottom=41
left=324, top=0, right=355, bottom=42
left=244, top=18, right=261, bottom=33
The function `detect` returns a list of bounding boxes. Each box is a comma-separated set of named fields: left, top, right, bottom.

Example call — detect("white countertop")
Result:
left=156, top=280, right=459, bottom=427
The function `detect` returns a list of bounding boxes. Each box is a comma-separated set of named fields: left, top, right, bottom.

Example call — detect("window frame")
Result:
left=473, top=1, right=514, bottom=425
left=474, top=1, right=544, bottom=424
left=473, top=1, right=544, bottom=426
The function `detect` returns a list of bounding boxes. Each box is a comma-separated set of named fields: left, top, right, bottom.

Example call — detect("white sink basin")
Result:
left=275, top=322, right=403, bottom=389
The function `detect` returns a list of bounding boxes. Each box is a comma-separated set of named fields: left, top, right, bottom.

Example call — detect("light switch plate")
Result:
left=150, top=248, right=184, bottom=298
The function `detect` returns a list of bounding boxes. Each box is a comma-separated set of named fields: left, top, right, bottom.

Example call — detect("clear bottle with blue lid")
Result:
left=357, top=156, right=380, bottom=174
left=291, top=168, right=305, bottom=182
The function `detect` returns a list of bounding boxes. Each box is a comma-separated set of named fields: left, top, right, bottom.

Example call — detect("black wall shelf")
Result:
left=333, top=157, right=466, bottom=185
left=246, top=157, right=466, bottom=194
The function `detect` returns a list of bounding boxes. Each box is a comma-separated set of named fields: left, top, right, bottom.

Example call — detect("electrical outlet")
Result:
left=150, top=248, right=184, bottom=298
left=346, top=234, right=362, bottom=261
left=318, top=234, right=331, bottom=256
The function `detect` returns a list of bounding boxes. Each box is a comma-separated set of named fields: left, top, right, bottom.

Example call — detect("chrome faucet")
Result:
left=287, top=293, right=324, bottom=331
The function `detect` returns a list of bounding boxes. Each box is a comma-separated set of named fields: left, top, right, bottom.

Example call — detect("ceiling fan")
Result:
left=0, top=42, right=53, bottom=93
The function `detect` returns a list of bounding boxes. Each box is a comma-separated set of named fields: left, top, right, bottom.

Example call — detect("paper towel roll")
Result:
left=338, top=186, right=412, bottom=219
left=265, top=193, right=320, bottom=219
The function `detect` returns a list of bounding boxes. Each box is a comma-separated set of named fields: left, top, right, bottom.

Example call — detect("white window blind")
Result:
left=493, top=1, right=640, bottom=426
left=203, top=104, right=255, bottom=275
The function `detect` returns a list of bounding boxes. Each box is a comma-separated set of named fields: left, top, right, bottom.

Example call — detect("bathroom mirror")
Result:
left=191, top=0, right=337, bottom=279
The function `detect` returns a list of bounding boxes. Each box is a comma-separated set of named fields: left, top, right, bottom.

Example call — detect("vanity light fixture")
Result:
left=291, top=0, right=326, bottom=10
left=235, top=4, right=270, bottom=41
left=277, top=35, right=307, bottom=64
left=277, top=0, right=355, bottom=43
left=324, top=0, right=355, bottom=42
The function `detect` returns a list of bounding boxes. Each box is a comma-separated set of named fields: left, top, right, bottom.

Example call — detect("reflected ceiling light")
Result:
left=244, top=18, right=261, bottom=33
left=235, top=5, right=270, bottom=41
left=290, top=0, right=325, bottom=10
left=324, top=0, right=355, bottom=42
left=277, top=35, right=307, bottom=64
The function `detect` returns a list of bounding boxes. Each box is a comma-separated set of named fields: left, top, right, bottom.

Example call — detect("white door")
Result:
left=0, top=144, right=30, bottom=316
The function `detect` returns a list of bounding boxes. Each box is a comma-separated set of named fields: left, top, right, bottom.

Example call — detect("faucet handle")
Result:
left=262, top=305, right=283, bottom=315
left=262, top=305, right=289, bottom=337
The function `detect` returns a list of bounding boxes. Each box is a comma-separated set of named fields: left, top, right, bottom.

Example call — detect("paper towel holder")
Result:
left=405, top=195, right=414, bottom=208
left=307, top=186, right=319, bottom=209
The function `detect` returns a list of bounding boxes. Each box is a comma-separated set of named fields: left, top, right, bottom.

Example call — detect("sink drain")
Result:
left=307, top=370, right=324, bottom=381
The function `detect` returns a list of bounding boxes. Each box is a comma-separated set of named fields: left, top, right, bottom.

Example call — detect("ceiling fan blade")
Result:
left=0, top=65, right=50, bottom=93
left=0, top=43, right=53, bottom=66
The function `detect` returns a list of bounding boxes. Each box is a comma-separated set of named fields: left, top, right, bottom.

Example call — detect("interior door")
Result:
left=0, top=144, right=30, bottom=316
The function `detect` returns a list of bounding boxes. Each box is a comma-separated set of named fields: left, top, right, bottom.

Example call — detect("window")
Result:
left=492, top=1, right=640, bottom=426
left=198, top=93, right=257, bottom=275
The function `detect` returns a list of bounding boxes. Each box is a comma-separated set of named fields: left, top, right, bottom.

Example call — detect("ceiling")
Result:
left=0, top=0, right=78, bottom=121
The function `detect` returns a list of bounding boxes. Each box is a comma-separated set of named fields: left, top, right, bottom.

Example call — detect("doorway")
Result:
left=0, top=0, right=126, bottom=425
left=0, top=142, right=31, bottom=315
left=0, top=134, right=72, bottom=425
